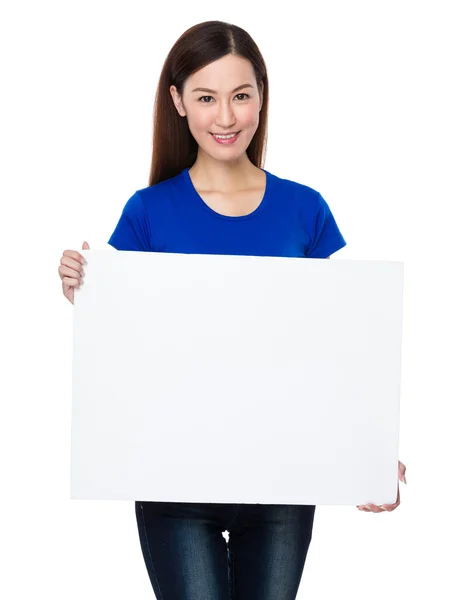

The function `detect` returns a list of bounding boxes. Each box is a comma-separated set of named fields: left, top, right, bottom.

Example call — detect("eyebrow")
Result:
left=190, top=83, right=254, bottom=94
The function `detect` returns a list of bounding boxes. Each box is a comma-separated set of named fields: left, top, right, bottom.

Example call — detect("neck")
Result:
left=189, top=152, right=260, bottom=193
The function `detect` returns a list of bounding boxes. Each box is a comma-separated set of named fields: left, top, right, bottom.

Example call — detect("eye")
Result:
left=198, top=93, right=250, bottom=103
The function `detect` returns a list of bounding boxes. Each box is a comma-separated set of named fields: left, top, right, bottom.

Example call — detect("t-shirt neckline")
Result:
left=182, top=167, right=272, bottom=221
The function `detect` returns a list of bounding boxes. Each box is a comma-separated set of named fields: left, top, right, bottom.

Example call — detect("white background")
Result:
left=1, top=1, right=450, bottom=598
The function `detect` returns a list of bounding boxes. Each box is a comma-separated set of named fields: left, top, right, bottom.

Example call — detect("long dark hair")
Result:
left=148, top=20, right=269, bottom=186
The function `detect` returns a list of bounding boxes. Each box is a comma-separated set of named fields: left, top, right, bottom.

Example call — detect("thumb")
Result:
left=398, top=461, right=407, bottom=484
left=82, top=241, right=90, bottom=250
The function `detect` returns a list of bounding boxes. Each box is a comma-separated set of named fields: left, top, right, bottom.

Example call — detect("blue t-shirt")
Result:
left=108, top=167, right=346, bottom=258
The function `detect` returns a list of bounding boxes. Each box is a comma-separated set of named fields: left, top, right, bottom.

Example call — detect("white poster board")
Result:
left=71, top=251, right=403, bottom=505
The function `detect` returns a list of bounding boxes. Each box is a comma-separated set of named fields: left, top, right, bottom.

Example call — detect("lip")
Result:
left=210, top=131, right=241, bottom=145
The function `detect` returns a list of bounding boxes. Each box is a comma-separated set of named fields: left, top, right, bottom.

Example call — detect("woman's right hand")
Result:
left=58, top=241, right=90, bottom=305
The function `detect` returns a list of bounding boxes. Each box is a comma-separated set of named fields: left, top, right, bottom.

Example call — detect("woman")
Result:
left=58, top=20, right=407, bottom=600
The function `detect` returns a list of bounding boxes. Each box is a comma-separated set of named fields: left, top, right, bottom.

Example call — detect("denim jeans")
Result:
left=135, top=500, right=316, bottom=600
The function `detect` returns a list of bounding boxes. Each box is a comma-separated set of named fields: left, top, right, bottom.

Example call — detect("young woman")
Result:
left=58, top=20, right=407, bottom=600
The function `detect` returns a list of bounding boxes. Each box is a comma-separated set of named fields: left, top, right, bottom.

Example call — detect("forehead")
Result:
left=188, top=54, right=255, bottom=86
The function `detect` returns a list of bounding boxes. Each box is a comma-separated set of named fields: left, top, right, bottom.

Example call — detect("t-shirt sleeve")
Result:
left=306, top=192, right=346, bottom=258
left=108, top=191, right=151, bottom=251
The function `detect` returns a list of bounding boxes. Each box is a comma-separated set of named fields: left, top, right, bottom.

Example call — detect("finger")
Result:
left=382, top=497, right=401, bottom=512
left=357, top=504, right=381, bottom=513
left=82, top=241, right=90, bottom=250
left=59, top=265, right=84, bottom=281
left=365, top=504, right=385, bottom=513
left=62, top=276, right=81, bottom=288
left=380, top=502, right=399, bottom=512
left=63, top=249, right=87, bottom=266
left=60, top=256, right=85, bottom=275
left=398, top=461, right=407, bottom=483
left=380, top=486, right=400, bottom=511
left=380, top=488, right=401, bottom=512
left=59, top=259, right=85, bottom=275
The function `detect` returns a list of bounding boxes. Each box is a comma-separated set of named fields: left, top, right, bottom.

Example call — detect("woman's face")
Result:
left=170, top=54, right=263, bottom=163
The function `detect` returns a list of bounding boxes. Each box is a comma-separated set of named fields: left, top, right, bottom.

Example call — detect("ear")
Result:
left=169, top=85, right=186, bottom=117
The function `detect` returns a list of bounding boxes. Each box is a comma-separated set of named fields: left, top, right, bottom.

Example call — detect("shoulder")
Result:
left=127, top=172, right=183, bottom=214
left=269, top=170, right=321, bottom=203
left=267, top=170, right=323, bottom=218
left=135, top=175, right=177, bottom=202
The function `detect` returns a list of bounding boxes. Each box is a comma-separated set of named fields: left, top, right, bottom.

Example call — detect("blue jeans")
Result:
left=135, top=500, right=316, bottom=599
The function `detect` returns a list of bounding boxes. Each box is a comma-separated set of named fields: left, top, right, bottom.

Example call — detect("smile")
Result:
left=210, top=131, right=241, bottom=144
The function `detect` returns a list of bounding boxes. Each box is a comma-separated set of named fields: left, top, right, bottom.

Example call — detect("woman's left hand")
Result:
left=357, top=460, right=407, bottom=513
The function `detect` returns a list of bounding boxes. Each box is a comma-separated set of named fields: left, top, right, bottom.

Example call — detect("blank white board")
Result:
left=71, top=251, right=403, bottom=505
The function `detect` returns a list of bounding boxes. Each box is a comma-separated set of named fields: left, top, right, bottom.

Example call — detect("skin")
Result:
left=357, top=460, right=407, bottom=512
left=59, top=241, right=89, bottom=305
left=170, top=53, right=265, bottom=196
left=58, top=55, right=408, bottom=512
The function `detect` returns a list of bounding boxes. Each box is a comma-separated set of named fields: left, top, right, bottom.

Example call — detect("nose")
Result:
left=214, top=99, right=237, bottom=130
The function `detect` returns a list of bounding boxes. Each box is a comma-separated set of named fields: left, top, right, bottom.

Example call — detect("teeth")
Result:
left=213, top=133, right=237, bottom=139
